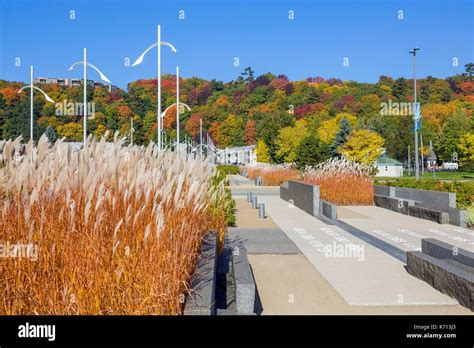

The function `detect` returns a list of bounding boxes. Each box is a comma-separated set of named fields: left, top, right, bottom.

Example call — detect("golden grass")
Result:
left=245, top=166, right=300, bottom=186
left=0, top=134, right=227, bottom=315
left=304, top=158, right=374, bottom=205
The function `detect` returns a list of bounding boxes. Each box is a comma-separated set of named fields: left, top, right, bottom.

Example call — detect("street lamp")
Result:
left=131, top=25, right=177, bottom=150
left=176, top=66, right=180, bottom=152
left=69, top=48, right=112, bottom=147
left=409, top=47, right=420, bottom=180
left=18, top=65, right=55, bottom=142
left=130, top=117, right=134, bottom=146
left=160, top=102, right=191, bottom=119
left=160, top=99, right=191, bottom=152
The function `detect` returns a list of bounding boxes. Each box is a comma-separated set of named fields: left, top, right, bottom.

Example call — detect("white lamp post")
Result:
left=131, top=25, right=177, bottom=150
left=130, top=117, right=134, bottom=146
left=409, top=47, right=420, bottom=180
left=160, top=98, right=191, bottom=152
left=176, top=66, right=180, bottom=151
left=69, top=48, right=112, bottom=147
left=18, top=65, right=55, bottom=142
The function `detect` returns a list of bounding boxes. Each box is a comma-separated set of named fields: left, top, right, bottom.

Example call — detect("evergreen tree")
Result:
left=44, top=126, right=58, bottom=144
left=330, top=117, right=351, bottom=157
left=295, top=133, right=330, bottom=169
left=465, top=63, right=474, bottom=81
left=393, top=77, right=407, bottom=99
left=0, top=93, right=5, bottom=137
left=241, top=67, right=255, bottom=83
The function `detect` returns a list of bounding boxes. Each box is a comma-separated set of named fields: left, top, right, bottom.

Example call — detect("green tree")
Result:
left=437, top=109, right=473, bottom=161
left=257, top=110, right=294, bottom=163
left=241, top=67, right=255, bottom=83
left=393, top=77, right=407, bottom=99
left=44, top=126, right=58, bottom=144
left=330, top=117, right=351, bottom=157
left=295, top=133, right=330, bottom=169
left=465, top=63, right=474, bottom=81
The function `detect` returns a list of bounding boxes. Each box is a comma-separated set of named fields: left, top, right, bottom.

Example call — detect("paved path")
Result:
left=229, top=176, right=470, bottom=313
left=338, top=205, right=474, bottom=253
left=229, top=174, right=280, bottom=196
left=257, top=195, right=459, bottom=306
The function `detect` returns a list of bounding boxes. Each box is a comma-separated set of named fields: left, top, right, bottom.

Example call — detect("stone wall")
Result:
left=374, top=185, right=467, bottom=227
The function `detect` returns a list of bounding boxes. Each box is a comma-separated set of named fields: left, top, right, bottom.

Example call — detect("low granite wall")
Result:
left=407, top=239, right=474, bottom=311
left=184, top=232, right=218, bottom=315
left=184, top=231, right=257, bottom=315
left=280, top=180, right=320, bottom=217
left=374, top=185, right=467, bottom=227
left=280, top=180, right=338, bottom=220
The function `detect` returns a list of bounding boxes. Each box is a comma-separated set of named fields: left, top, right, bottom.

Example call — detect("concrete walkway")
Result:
left=230, top=176, right=470, bottom=314
left=257, top=195, right=459, bottom=306
left=338, top=205, right=474, bottom=252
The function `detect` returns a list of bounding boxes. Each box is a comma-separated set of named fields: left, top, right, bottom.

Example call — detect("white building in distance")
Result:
left=374, top=156, right=404, bottom=177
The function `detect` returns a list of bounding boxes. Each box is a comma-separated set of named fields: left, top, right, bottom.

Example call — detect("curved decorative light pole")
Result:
left=131, top=25, right=177, bottom=150
left=161, top=98, right=191, bottom=153
left=18, top=65, right=55, bottom=142
left=69, top=48, right=112, bottom=147
left=160, top=102, right=191, bottom=119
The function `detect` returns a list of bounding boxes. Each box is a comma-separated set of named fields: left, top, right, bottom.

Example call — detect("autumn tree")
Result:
left=274, top=120, right=307, bottom=163
left=57, top=122, right=82, bottom=142
left=317, top=112, right=357, bottom=144
left=458, top=132, right=474, bottom=164
left=118, top=105, right=133, bottom=118
left=338, top=129, right=385, bottom=165
left=185, top=113, right=202, bottom=140
left=245, top=119, right=256, bottom=145
left=256, top=139, right=271, bottom=163
left=216, top=114, right=245, bottom=147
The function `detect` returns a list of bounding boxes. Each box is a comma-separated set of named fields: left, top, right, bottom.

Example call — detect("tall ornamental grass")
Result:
left=245, top=166, right=300, bottom=186
left=304, top=158, right=374, bottom=205
left=0, top=134, right=227, bottom=315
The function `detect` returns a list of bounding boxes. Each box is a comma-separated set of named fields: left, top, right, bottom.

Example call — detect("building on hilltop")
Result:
left=34, top=77, right=118, bottom=92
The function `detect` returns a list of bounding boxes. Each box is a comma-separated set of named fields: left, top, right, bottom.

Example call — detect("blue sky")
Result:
left=0, top=0, right=472, bottom=89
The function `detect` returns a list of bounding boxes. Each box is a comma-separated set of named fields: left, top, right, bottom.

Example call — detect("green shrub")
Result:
left=376, top=179, right=474, bottom=209
left=212, top=170, right=236, bottom=227
left=216, top=165, right=240, bottom=175
left=466, top=205, right=474, bottom=228
left=461, top=161, right=474, bottom=173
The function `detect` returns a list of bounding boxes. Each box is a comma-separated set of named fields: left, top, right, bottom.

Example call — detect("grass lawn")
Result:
left=377, top=172, right=474, bottom=181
